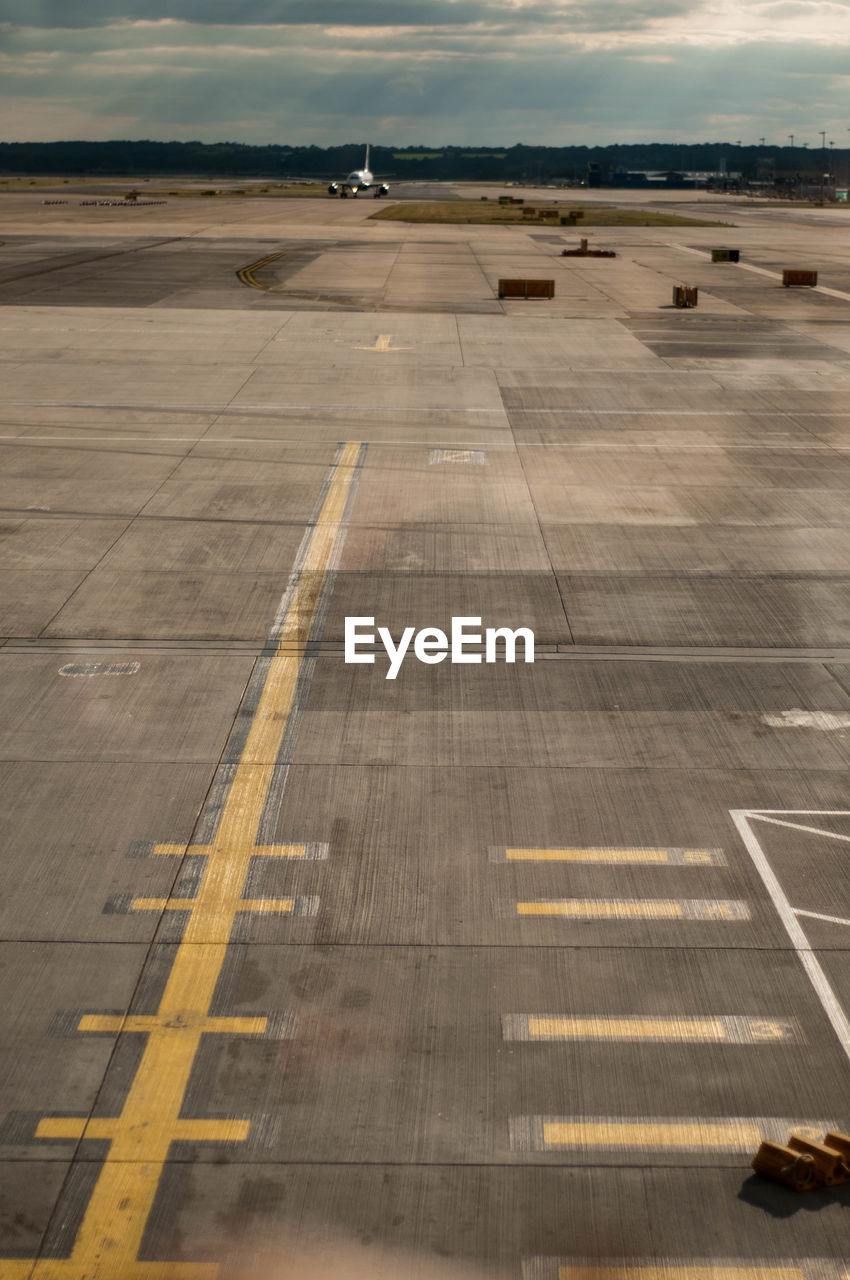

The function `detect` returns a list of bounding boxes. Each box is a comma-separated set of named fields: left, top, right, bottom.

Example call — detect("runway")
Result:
left=0, top=185, right=848, bottom=1279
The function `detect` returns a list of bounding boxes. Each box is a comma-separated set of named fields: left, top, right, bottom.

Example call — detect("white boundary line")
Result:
left=670, top=242, right=850, bottom=302
left=744, top=815, right=850, bottom=843
left=796, top=909, right=850, bottom=927
left=729, top=808, right=850, bottom=1065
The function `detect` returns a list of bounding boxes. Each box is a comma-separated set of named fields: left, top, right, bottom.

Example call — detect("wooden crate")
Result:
left=498, top=278, right=555, bottom=299
left=673, top=284, right=698, bottom=308
left=782, top=269, right=818, bottom=286
left=711, top=248, right=740, bottom=262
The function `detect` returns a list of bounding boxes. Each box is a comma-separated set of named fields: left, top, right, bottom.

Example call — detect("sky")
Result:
left=1, top=0, right=849, bottom=147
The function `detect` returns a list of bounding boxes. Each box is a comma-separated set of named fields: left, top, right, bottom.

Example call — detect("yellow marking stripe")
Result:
left=516, top=1015, right=797, bottom=1044
left=131, top=896, right=295, bottom=914
left=528, top=1016, right=728, bottom=1041
left=236, top=250, right=287, bottom=288
left=4, top=1263, right=217, bottom=1280
left=152, top=843, right=309, bottom=858
left=557, top=1269, right=805, bottom=1280
left=37, top=1117, right=250, bottom=1143
left=78, top=1014, right=268, bottom=1035
left=509, top=848, right=671, bottom=863
left=8, top=443, right=363, bottom=1278
left=506, top=847, right=719, bottom=864
left=236, top=250, right=362, bottom=307
left=517, top=899, right=747, bottom=921
left=519, top=900, right=685, bottom=919
left=542, top=1120, right=763, bottom=1149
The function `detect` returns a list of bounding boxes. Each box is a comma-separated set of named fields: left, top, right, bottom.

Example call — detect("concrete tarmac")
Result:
left=0, top=186, right=849, bottom=1279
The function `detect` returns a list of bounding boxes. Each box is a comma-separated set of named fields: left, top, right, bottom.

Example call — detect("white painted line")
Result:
left=429, top=448, right=488, bottom=464
left=58, top=661, right=140, bottom=677
left=730, top=809, right=850, bottom=1066
left=746, top=815, right=850, bottom=844
left=669, top=242, right=850, bottom=302
left=794, top=909, right=850, bottom=928
left=762, top=710, right=850, bottom=730
left=743, top=808, right=850, bottom=814
left=671, top=243, right=780, bottom=282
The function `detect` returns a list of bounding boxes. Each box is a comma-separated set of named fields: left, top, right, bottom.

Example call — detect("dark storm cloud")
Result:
left=2, top=0, right=849, bottom=144
left=0, top=0, right=697, bottom=30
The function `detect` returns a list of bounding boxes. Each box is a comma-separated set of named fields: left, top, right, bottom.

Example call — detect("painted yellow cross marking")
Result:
left=0, top=443, right=362, bottom=1279
left=130, top=896, right=296, bottom=914
left=36, top=1117, right=251, bottom=1143
left=151, top=842, right=313, bottom=859
left=77, top=1013, right=270, bottom=1035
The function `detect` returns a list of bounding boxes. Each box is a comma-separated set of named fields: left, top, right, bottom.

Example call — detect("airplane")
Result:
left=328, top=146, right=389, bottom=198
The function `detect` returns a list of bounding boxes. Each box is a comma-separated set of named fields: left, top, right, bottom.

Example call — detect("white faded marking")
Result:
left=429, top=448, right=488, bottom=465
left=58, top=661, right=140, bottom=677
left=761, top=709, right=850, bottom=730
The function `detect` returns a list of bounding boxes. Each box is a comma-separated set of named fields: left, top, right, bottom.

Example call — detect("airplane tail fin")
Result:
left=365, top=143, right=370, bottom=171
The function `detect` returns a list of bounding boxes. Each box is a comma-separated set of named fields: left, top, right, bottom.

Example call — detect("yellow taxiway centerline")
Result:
left=1, top=442, right=362, bottom=1280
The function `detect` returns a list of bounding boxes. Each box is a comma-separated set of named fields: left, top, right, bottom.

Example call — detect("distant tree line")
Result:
left=0, top=140, right=843, bottom=180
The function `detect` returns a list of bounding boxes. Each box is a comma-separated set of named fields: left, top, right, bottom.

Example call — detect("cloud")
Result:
left=2, top=2, right=850, bottom=144
left=2, top=35, right=849, bottom=146
left=0, top=1, right=700, bottom=30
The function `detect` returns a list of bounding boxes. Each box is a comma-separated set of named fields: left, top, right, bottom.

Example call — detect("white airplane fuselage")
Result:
left=346, top=166, right=374, bottom=191
left=329, top=147, right=389, bottom=198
